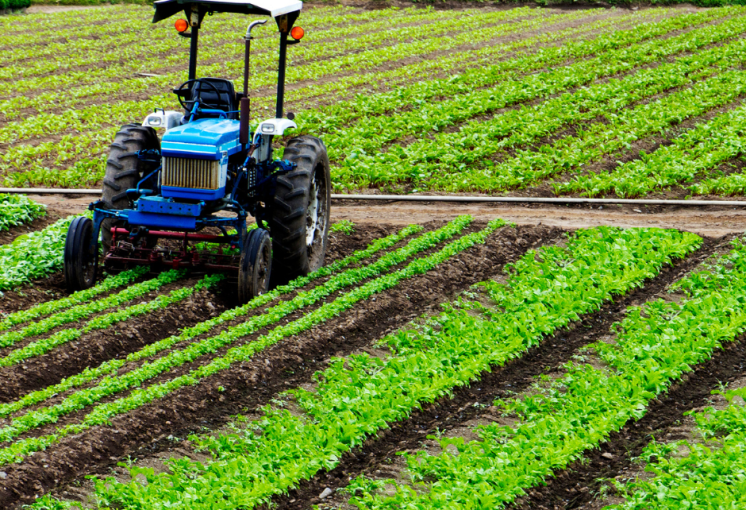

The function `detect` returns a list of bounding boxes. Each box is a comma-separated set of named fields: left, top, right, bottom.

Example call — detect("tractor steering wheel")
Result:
left=175, top=79, right=228, bottom=113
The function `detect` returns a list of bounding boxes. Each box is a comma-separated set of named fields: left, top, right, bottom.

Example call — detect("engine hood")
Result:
left=161, top=118, right=242, bottom=160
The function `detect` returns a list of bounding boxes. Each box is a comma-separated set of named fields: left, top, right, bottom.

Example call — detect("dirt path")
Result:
left=27, top=193, right=746, bottom=237
left=333, top=201, right=746, bottom=237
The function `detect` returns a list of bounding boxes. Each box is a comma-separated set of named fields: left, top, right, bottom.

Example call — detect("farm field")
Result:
left=0, top=3, right=745, bottom=199
left=3, top=2, right=746, bottom=510
left=0, top=211, right=744, bottom=510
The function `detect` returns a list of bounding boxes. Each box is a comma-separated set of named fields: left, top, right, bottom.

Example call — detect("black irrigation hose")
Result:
left=1, top=189, right=745, bottom=206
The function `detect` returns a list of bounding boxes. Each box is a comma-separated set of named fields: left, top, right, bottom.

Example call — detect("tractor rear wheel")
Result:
left=101, top=123, right=160, bottom=253
left=238, top=228, right=272, bottom=303
left=268, top=135, right=331, bottom=284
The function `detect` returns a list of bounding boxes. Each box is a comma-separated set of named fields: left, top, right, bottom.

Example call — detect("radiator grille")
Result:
left=162, top=157, right=220, bottom=190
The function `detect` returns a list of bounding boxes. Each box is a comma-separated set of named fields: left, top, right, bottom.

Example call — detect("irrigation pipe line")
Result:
left=1, top=188, right=745, bottom=207
left=332, top=194, right=746, bottom=207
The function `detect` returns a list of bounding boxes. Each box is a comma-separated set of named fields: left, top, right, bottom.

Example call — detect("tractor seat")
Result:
left=179, top=78, right=238, bottom=120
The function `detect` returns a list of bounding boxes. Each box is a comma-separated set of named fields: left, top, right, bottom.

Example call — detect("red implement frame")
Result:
left=104, top=227, right=240, bottom=272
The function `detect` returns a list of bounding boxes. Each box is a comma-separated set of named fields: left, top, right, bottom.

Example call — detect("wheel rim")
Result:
left=305, top=165, right=328, bottom=265
left=255, top=238, right=271, bottom=295
left=306, top=176, right=320, bottom=248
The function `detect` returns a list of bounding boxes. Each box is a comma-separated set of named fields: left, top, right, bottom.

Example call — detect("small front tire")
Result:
left=238, top=228, right=272, bottom=303
left=64, top=216, right=99, bottom=292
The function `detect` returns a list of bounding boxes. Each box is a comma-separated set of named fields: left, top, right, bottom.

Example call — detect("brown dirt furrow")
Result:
left=0, top=282, right=225, bottom=407
left=513, top=315, right=746, bottom=509
left=0, top=223, right=415, bottom=429
left=274, top=233, right=727, bottom=510
left=0, top=223, right=561, bottom=509
left=0, top=221, right=385, bottom=407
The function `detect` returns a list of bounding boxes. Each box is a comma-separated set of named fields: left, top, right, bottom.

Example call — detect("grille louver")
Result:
left=162, top=157, right=220, bottom=190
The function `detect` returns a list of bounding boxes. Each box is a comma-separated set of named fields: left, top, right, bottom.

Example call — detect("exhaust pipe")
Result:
left=240, top=19, right=266, bottom=146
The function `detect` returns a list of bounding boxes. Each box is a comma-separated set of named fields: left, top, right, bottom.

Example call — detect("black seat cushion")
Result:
left=185, top=78, right=238, bottom=120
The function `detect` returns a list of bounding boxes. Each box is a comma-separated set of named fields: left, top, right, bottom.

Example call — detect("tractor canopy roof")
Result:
left=153, top=0, right=302, bottom=23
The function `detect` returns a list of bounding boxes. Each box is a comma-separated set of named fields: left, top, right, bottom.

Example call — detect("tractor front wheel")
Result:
left=64, top=216, right=99, bottom=292
left=268, top=135, right=331, bottom=284
left=238, top=228, right=272, bottom=303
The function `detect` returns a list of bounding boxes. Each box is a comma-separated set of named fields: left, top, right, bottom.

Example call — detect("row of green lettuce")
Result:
left=0, top=194, right=44, bottom=233
left=599, top=244, right=746, bottom=510
left=35, top=225, right=701, bottom=510
left=0, top=219, right=469, bottom=464
left=0, top=212, right=84, bottom=291
left=0, top=223, right=421, bottom=419
left=345, top=234, right=746, bottom=509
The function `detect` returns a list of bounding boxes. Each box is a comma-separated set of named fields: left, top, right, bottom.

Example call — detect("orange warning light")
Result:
left=290, top=26, right=304, bottom=40
left=175, top=19, right=189, bottom=33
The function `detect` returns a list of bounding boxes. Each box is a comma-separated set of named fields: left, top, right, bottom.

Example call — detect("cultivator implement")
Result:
left=103, top=227, right=241, bottom=273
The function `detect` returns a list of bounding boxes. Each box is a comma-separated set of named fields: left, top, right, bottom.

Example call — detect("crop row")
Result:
left=0, top=7, right=487, bottom=83
left=0, top=194, right=45, bottom=232
left=0, top=9, right=704, bottom=188
left=0, top=269, right=183, bottom=350
left=346, top=234, right=746, bottom=509
left=557, top=101, right=746, bottom=197
left=302, top=7, right=712, bottom=164
left=0, top=6, right=614, bottom=121
left=0, top=220, right=438, bottom=449
left=0, top=5, right=404, bottom=73
left=425, top=62, right=746, bottom=193
left=0, top=5, right=418, bottom=63
left=332, top=11, right=746, bottom=190
left=28, top=217, right=506, bottom=509
left=607, top=376, right=746, bottom=508
left=0, top=266, right=148, bottom=331
left=0, top=6, right=537, bottom=103
left=333, top=18, right=746, bottom=189
left=0, top=271, right=197, bottom=368
left=0, top=213, right=90, bottom=291
left=73, top=226, right=701, bottom=510
left=0, top=9, right=625, bottom=187
left=0, top=4, right=393, bottom=46
left=0, top=217, right=484, bottom=467
left=290, top=7, right=666, bottom=138
left=0, top=7, right=551, bottom=142
left=0, top=224, right=420, bottom=419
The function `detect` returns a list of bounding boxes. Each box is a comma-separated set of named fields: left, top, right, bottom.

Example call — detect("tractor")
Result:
left=63, top=0, right=331, bottom=303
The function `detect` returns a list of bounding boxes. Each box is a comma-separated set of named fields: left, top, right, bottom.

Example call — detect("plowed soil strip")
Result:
left=272, top=233, right=724, bottom=510
left=0, top=224, right=392, bottom=407
left=0, top=283, right=225, bottom=405
left=0, top=222, right=435, bottom=438
left=0, top=223, right=558, bottom=509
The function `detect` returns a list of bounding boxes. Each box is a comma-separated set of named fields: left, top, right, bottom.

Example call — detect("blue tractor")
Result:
left=64, top=0, right=331, bottom=302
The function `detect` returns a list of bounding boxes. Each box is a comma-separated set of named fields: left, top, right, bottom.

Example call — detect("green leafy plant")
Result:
left=330, top=220, right=355, bottom=235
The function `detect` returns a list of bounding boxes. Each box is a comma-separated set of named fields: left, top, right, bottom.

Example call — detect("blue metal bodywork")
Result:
left=160, top=118, right=242, bottom=160
left=92, top=116, right=249, bottom=249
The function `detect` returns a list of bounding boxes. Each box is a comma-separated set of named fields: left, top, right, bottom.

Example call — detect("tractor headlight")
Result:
left=261, top=124, right=274, bottom=133
left=148, top=117, right=163, bottom=126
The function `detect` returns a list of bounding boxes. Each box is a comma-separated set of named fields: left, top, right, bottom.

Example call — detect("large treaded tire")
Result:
left=238, top=228, right=272, bottom=303
left=268, top=135, right=331, bottom=284
left=101, top=123, right=160, bottom=252
left=64, top=216, right=98, bottom=291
